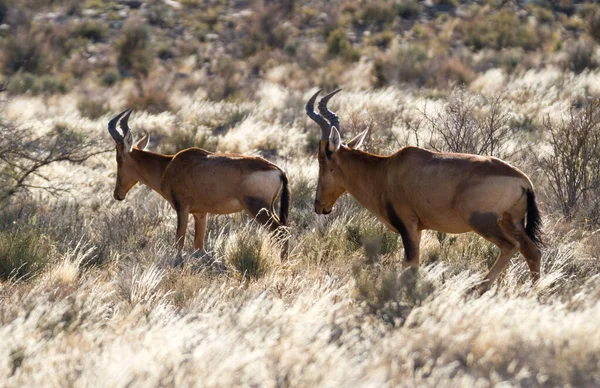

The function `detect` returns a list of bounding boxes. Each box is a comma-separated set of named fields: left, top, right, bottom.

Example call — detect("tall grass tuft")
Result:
left=0, top=227, right=52, bottom=281
left=222, top=225, right=279, bottom=279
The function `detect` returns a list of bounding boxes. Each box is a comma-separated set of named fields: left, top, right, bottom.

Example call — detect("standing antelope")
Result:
left=107, top=109, right=290, bottom=262
left=306, top=90, right=542, bottom=289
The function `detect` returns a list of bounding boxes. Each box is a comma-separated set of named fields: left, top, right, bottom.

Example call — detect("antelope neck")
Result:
left=130, top=149, right=173, bottom=195
left=336, top=147, right=387, bottom=210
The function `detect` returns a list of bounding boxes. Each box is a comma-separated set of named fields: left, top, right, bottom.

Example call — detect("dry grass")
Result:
left=1, top=72, right=600, bottom=386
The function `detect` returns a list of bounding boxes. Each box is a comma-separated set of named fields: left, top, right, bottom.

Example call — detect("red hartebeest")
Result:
left=107, top=110, right=290, bottom=263
left=306, top=90, right=542, bottom=289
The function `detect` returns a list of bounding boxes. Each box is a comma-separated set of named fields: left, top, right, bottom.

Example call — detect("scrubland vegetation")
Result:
left=2, top=0, right=600, bottom=386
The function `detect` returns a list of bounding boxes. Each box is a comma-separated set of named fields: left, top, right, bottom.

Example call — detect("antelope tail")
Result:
left=525, top=189, right=543, bottom=247
left=279, top=172, right=290, bottom=226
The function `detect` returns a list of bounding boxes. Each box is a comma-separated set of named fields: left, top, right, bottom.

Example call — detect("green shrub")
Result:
left=101, top=68, right=120, bottom=86
left=1, top=32, right=46, bottom=75
left=373, top=43, right=429, bottom=86
left=225, top=228, right=276, bottom=279
left=73, top=19, right=107, bottom=42
left=367, top=30, right=395, bottom=49
left=77, top=95, right=108, bottom=119
left=327, top=29, right=360, bottom=61
left=462, top=9, right=539, bottom=51
left=397, top=0, right=422, bottom=19
left=358, top=0, right=397, bottom=27
left=7, top=73, right=68, bottom=95
left=0, top=226, right=52, bottom=281
left=115, top=19, right=152, bottom=77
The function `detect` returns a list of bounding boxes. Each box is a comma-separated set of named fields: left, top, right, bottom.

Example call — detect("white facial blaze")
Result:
left=123, top=131, right=134, bottom=153
left=328, top=126, right=341, bottom=153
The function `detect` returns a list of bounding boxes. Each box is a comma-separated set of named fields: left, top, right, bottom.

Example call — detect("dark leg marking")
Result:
left=469, top=212, right=502, bottom=239
left=386, top=202, right=416, bottom=263
left=243, top=196, right=279, bottom=230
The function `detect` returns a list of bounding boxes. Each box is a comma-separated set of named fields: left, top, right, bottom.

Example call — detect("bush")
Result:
left=397, top=0, right=422, bottom=19
left=0, top=114, right=102, bottom=204
left=588, top=9, right=600, bottom=43
left=462, top=9, right=539, bottom=51
left=346, top=216, right=400, bottom=261
left=327, top=29, right=360, bottom=62
left=563, top=39, right=598, bottom=74
left=358, top=0, right=397, bottom=27
left=540, top=100, right=600, bottom=222
left=73, top=19, right=107, bottom=42
left=125, top=77, right=172, bottom=113
left=373, top=43, right=429, bottom=86
left=354, top=265, right=434, bottom=327
left=77, top=94, right=108, bottom=119
left=423, top=88, right=513, bottom=159
left=7, top=73, right=69, bottom=95
left=115, top=19, right=153, bottom=77
left=1, top=31, right=46, bottom=75
left=0, top=224, right=53, bottom=281
left=100, top=68, right=120, bottom=86
left=224, top=227, right=278, bottom=279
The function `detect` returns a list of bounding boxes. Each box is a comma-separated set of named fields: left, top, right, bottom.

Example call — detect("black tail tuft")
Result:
left=279, top=172, right=290, bottom=226
left=525, top=189, right=544, bottom=247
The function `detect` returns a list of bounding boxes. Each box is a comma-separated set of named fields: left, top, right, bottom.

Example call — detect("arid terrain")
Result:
left=1, top=1, right=600, bottom=386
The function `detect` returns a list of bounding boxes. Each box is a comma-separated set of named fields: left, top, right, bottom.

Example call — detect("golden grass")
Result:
left=1, top=77, right=600, bottom=386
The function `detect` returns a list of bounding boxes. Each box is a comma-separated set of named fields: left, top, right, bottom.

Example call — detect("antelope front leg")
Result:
left=173, top=205, right=190, bottom=266
left=193, top=213, right=208, bottom=256
left=400, top=228, right=421, bottom=269
left=385, top=204, right=421, bottom=268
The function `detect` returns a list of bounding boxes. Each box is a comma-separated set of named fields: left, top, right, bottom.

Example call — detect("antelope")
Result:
left=306, top=90, right=543, bottom=289
left=107, top=109, right=290, bottom=263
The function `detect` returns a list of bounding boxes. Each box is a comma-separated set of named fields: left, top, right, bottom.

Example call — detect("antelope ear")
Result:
left=328, top=126, right=342, bottom=153
left=123, top=130, right=134, bottom=153
left=136, top=133, right=149, bottom=150
left=346, top=129, right=368, bottom=150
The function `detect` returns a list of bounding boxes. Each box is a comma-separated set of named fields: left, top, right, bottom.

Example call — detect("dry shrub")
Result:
left=0, top=111, right=103, bottom=204
left=563, top=39, right=598, bottom=74
left=1, top=29, right=46, bottom=75
left=540, top=99, right=600, bottom=223
left=373, top=43, right=429, bottom=86
left=423, top=88, right=514, bottom=159
left=77, top=92, right=109, bottom=119
left=126, top=76, right=173, bottom=113
left=354, top=265, right=435, bottom=326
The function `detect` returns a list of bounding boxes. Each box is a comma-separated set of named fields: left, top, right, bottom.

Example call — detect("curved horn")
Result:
left=318, top=89, right=341, bottom=131
left=107, top=109, right=129, bottom=143
left=305, top=89, right=331, bottom=140
left=119, top=109, right=133, bottom=137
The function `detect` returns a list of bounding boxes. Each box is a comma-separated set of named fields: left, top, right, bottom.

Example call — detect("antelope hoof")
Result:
left=191, top=249, right=212, bottom=260
left=171, top=253, right=184, bottom=268
left=470, top=279, right=491, bottom=296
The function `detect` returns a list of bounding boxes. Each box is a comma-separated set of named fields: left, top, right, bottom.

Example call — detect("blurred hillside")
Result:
left=2, top=0, right=600, bottom=110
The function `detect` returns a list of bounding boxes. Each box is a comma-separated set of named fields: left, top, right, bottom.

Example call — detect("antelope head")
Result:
left=107, top=110, right=149, bottom=201
left=306, top=89, right=368, bottom=214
